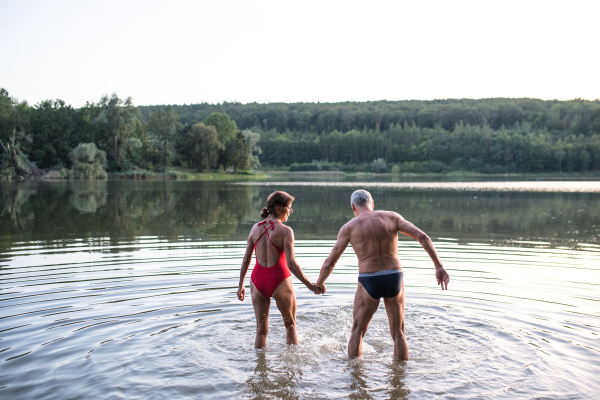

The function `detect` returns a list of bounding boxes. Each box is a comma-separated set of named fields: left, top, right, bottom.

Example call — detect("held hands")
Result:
left=436, top=267, right=450, bottom=290
left=307, top=282, right=326, bottom=295
left=237, top=286, right=245, bottom=301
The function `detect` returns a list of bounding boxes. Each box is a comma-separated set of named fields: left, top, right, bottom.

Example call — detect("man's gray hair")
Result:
left=351, top=189, right=373, bottom=208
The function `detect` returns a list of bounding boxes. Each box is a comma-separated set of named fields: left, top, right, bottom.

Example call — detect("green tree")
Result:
left=564, top=143, right=574, bottom=172
left=0, top=89, right=38, bottom=177
left=242, top=129, right=261, bottom=170
left=0, top=88, right=15, bottom=141
left=148, top=107, right=180, bottom=172
left=0, top=128, right=39, bottom=177
left=202, top=112, right=237, bottom=145
left=0, top=89, right=28, bottom=141
left=181, top=123, right=224, bottom=171
left=92, top=94, right=141, bottom=170
left=223, top=132, right=251, bottom=171
left=77, top=101, right=103, bottom=144
left=29, top=99, right=80, bottom=169
left=580, top=150, right=591, bottom=172
left=203, top=112, right=237, bottom=170
left=554, top=148, right=566, bottom=173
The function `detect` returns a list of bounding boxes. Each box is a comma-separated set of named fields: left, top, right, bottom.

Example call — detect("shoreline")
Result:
left=259, top=170, right=600, bottom=179
left=1, top=169, right=269, bottom=182
left=4, top=169, right=600, bottom=181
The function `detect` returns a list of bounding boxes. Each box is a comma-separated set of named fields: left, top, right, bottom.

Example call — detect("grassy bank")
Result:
left=27, top=168, right=270, bottom=181
left=166, top=167, right=269, bottom=181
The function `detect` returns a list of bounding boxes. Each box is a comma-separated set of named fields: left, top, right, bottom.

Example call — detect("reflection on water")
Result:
left=2, top=180, right=600, bottom=247
left=246, top=349, right=305, bottom=400
left=1, top=179, right=600, bottom=398
left=69, top=181, right=107, bottom=213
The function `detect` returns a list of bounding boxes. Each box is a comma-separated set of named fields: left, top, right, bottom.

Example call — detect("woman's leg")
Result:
left=250, top=282, right=271, bottom=348
left=272, top=277, right=298, bottom=345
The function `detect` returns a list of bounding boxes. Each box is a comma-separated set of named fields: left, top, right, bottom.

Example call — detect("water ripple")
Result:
left=0, top=238, right=599, bottom=399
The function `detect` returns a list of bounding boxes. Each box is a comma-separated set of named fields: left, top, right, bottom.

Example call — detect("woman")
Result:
left=237, top=191, right=319, bottom=348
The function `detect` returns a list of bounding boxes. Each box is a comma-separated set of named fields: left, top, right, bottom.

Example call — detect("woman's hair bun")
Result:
left=260, top=191, right=295, bottom=220
left=260, top=207, right=271, bottom=219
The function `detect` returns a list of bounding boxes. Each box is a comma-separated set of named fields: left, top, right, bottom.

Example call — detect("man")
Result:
left=315, top=189, right=449, bottom=360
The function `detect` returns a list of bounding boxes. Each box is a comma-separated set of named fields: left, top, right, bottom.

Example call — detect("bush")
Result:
left=371, top=158, right=387, bottom=173
left=288, top=160, right=339, bottom=172
left=289, top=163, right=320, bottom=171
left=42, top=170, right=61, bottom=179
left=428, top=160, right=448, bottom=173
left=110, top=170, right=189, bottom=180
left=69, top=143, right=107, bottom=179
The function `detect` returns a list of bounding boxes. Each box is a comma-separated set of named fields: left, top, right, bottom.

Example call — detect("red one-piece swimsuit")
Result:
left=250, top=220, right=292, bottom=298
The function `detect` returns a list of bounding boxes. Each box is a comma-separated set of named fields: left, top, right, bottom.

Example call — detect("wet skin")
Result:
left=316, top=200, right=450, bottom=359
left=237, top=203, right=320, bottom=348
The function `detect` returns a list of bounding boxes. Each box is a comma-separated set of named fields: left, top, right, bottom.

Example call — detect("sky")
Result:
left=1, top=0, right=599, bottom=107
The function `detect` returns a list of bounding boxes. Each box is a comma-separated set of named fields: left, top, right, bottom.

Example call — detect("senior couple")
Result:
left=237, top=189, right=450, bottom=360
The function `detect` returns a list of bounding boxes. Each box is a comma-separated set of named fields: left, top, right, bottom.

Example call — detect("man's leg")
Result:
left=348, top=282, right=380, bottom=358
left=383, top=281, right=408, bottom=360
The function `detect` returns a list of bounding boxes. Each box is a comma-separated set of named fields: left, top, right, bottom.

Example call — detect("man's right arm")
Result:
left=397, top=213, right=450, bottom=290
left=316, top=225, right=351, bottom=291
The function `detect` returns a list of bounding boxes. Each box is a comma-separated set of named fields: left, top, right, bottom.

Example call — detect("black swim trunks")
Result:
left=358, top=269, right=403, bottom=299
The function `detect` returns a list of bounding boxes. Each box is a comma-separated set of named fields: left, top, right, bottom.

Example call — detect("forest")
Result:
left=2, top=87, right=599, bottom=178
left=0, top=89, right=256, bottom=179
left=140, top=98, right=600, bottom=174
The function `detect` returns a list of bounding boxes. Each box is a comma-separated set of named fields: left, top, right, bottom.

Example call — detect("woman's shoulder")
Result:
left=279, top=223, right=293, bottom=232
left=248, top=222, right=263, bottom=235
left=275, top=223, right=293, bottom=237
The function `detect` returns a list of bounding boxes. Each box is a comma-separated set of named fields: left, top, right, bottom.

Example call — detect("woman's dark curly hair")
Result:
left=260, top=191, right=295, bottom=219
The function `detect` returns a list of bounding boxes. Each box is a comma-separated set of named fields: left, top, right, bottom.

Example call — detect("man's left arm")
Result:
left=316, top=225, right=350, bottom=292
left=397, top=214, right=450, bottom=290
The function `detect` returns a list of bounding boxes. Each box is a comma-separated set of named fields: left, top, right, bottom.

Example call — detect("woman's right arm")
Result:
left=237, top=232, right=255, bottom=301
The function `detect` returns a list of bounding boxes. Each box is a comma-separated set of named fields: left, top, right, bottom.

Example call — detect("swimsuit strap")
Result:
left=255, top=220, right=280, bottom=248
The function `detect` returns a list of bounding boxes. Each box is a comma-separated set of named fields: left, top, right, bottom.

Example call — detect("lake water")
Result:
left=1, top=178, right=599, bottom=399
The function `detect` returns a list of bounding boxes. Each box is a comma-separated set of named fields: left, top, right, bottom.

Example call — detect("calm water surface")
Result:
left=1, top=179, right=599, bottom=399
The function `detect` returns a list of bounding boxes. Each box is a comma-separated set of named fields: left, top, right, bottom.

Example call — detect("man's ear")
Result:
left=351, top=204, right=356, bottom=212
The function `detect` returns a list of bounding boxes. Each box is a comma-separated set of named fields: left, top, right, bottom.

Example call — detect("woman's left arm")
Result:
left=237, top=235, right=254, bottom=301
left=283, top=228, right=317, bottom=292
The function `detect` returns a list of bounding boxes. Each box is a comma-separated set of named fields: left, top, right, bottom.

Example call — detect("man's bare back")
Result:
left=315, top=189, right=449, bottom=360
left=340, top=209, right=403, bottom=273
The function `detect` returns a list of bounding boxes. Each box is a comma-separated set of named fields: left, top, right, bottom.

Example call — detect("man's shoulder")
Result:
left=372, top=210, right=402, bottom=229
left=374, top=209, right=401, bottom=220
left=339, top=219, right=354, bottom=231
left=338, top=219, right=356, bottom=237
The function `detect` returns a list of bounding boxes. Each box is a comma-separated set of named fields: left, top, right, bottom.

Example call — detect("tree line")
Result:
left=2, top=86, right=599, bottom=177
left=140, top=97, right=600, bottom=174
left=1, top=89, right=258, bottom=179
left=138, top=97, right=600, bottom=137
left=260, top=122, right=600, bottom=173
